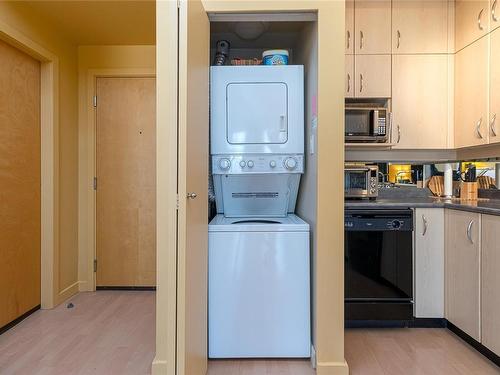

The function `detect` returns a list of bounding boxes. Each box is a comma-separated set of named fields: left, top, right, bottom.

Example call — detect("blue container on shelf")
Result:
left=262, top=49, right=289, bottom=65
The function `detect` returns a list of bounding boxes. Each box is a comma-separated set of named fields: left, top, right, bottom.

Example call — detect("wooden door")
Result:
left=414, top=209, right=444, bottom=318
left=346, top=0, right=355, bottom=54
left=176, top=0, right=209, bottom=374
left=96, top=77, right=156, bottom=287
left=455, top=0, right=490, bottom=51
left=0, top=39, right=41, bottom=328
left=392, top=54, right=449, bottom=149
left=481, top=214, right=500, bottom=354
left=392, top=0, right=449, bottom=54
left=355, top=0, right=392, bottom=54
left=455, top=37, right=489, bottom=148
left=445, top=210, right=481, bottom=341
left=345, top=55, right=354, bottom=98
left=355, top=54, right=391, bottom=98
left=490, top=28, right=500, bottom=143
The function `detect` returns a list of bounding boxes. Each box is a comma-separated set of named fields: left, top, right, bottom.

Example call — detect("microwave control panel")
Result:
left=377, top=116, right=386, bottom=136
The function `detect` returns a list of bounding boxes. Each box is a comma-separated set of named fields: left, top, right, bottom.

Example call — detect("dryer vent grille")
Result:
left=232, top=192, right=279, bottom=199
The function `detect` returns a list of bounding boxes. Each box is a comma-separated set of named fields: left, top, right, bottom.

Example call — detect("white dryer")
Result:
left=208, top=214, right=311, bottom=358
left=210, top=65, right=304, bottom=155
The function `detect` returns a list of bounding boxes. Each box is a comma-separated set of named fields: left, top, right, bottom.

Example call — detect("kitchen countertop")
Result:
left=345, top=197, right=500, bottom=216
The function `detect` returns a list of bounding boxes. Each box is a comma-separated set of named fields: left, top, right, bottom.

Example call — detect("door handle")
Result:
left=493, top=0, right=499, bottom=22
left=359, top=74, right=363, bottom=93
left=397, top=30, right=401, bottom=49
left=187, top=192, right=197, bottom=199
left=478, top=8, right=485, bottom=30
left=360, top=30, right=364, bottom=50
left=466, top=220, right=474, bottom=244
left=347, top=30, right=351, bottom=50
left=476, top=118, right=483, bottom=139
left=422, top=215, right=428, bottom=236
left=279, top=115, right=286, bottom=132
left=347, top=73, right=351, bottom=93
left=397, top=125, right=401, bottom=143
left=491, top=114, right=497, bottom=137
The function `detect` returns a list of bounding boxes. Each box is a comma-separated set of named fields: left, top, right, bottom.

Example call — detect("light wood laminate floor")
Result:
left=0, top=291, right=499, bottom=375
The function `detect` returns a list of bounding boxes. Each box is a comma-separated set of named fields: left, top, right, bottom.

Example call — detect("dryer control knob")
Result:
left=269, top=160, right=277, bottom=168
left=284, top=157, right=298, bottom=170
left=218, top=158, right=231, bottom=171
left=247, top=160, right=254, bottom=168
left=239, top=160, right=246, bottom=168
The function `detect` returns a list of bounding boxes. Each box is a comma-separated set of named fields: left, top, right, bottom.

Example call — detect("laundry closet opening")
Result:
left=207, top=13, right=319, bottom=362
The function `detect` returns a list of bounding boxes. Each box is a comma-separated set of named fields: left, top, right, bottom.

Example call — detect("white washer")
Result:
left=208, top=214, right=311, bottom=358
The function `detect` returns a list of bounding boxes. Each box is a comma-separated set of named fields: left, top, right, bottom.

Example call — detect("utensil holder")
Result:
left=460, top=182, right=478, bottom=200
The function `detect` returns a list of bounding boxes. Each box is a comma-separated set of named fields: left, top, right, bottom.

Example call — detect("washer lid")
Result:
left=208, top=214, right=309, bottom=232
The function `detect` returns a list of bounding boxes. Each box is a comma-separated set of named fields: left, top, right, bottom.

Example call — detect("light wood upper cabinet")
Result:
left=455, top=0, right=490, bottom=51
left=445, top=209, right=481, bottom=341
left=392, top=0, right=449, bottom=54
left=355, top=54, right=391, bottom=98
left=355, top=0, right=392, bottom=54
left=493, top=0, right=500, bottom=31
left=455, top=36, right=489, bottom=148
left=490, top=28, right=500, bottom=143
left=415, top=208, right=445, bottom=319
left=481, top=214, right=500, bottom=355
left=346, top=0, right=355, bottom=54
left=345, top=55, right=355, bottom=98
left=392, top=54, right=449, bottom=149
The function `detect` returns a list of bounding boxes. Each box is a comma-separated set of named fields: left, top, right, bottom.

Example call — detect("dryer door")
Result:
left=227, top=82, right=288, bottom=144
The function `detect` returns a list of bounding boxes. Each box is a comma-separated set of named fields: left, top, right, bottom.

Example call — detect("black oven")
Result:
left=345, top=209, right=413, bottom=322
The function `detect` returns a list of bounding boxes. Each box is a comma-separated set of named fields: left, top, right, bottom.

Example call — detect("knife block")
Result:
left=460, top=182, right=478, bottom=200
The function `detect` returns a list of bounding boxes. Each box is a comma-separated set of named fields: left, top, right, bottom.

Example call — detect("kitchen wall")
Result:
left=0, top=2, right=79, bottom=305
left=77, top=45, right=156, bottom=290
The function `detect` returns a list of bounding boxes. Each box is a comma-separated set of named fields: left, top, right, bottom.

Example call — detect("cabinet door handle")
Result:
left=479, top=8, right=485, bottom=30
left=347, top=73, right=351, bottom=93
left=347, top=30, right=351, bottom=50
left=359, top=74, right=363, bottom=93
left=397, top=30, right=401, bottom=49
left=466, top=220, right=474, bottom=244
left=397, top=125, right=401, bottom=143
left=476, top=118, right=483, bottom=139
left=422, top=215, right=428, bottom=236
left=493, top=0, right=498, bottom=22
left=360, top=30, right=364, bottom=49
left=491, top=114, right=497, bottom=137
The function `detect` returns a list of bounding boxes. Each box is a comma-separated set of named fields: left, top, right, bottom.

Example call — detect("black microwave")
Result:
left=345, top=106, right=390, bottom=143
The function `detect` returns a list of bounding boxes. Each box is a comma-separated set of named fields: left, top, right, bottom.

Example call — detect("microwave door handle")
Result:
left=373, top=110, right=379, bottom=135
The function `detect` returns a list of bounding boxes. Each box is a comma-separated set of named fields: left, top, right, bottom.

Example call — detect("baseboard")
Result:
left=316, top=360, right=349, bottom=375
left=0, top=305, right=40, bottom=336
left=447, top=321, right=500, bottom=367
left=56, top=281, right=80, bottom=305
left=96, top=286, right=156, bottom=291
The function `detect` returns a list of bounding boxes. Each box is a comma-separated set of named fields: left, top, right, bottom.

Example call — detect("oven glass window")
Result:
left=345, top=110, right=371, bottom=136
left=345, top=171, right=367, bottom=191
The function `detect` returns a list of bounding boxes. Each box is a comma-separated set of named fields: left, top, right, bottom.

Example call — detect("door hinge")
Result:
left=93, top=177, right=97, bottom=190
left=93, top=95, right=97, bottom=107
left=93, top=259, right=97, bottom=273
left=177, top=0, right=180, bottom=8
left=176, top=194, right=180, bottom=210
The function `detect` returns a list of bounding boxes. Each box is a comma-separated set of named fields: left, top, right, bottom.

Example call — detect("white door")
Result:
left=227, top=82, right=288, bottom=144
left=177, top=0, right=210, bottom=374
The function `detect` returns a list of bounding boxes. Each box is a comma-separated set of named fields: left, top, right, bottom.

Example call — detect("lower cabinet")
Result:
left=445, top=209, right=481, bottom=341
left=414, top=208, right=444, bottom=318
left=481, top=214, right=500, bottom=354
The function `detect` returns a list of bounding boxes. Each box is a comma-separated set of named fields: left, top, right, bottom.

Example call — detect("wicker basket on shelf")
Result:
left=230, top=58, right=262, bottom=66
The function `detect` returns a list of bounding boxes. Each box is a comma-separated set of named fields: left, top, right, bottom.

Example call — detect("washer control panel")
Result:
left=212, top=154, right=304, bottom=174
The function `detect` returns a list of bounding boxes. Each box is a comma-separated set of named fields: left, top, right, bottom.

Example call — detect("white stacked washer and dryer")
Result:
left=208, top=65, right=311, bottom=358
